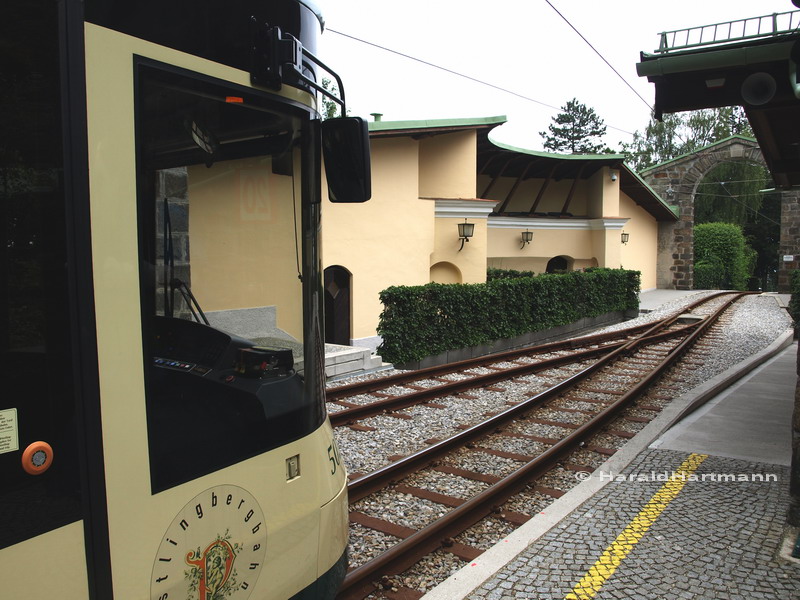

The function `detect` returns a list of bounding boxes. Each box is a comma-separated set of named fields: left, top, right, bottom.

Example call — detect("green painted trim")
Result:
left=637, top=36, right=798, bottom=77
left=368, top=115, right=507, bottom=132
left=487, top=130, right=626, bottom=161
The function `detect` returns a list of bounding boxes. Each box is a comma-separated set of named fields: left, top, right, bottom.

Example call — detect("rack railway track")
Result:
left=327, top=292, right=733, bottom=430
left=334, top=291, right=753, bottom=600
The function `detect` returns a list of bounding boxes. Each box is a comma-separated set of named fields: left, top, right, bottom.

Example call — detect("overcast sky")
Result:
left=317, top=1, right=795, bottom=151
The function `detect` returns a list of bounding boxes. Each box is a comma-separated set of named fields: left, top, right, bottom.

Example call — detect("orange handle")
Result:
left=21, top=441, right=54, bottom=475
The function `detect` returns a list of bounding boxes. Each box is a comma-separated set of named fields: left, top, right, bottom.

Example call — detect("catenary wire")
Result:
left=543, top=0, right=654, bottom=113
left=326, top=28, right=637, bottom=137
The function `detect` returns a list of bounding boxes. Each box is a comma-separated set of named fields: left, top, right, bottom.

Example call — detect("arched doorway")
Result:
left=324, top=266, right=351, bottom=346
left=545, top=255, right=573, bottom=273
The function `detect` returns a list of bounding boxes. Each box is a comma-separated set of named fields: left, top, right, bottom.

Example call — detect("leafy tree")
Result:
left=621, top=106, right=753, bottom=171
left=540, top=98, right=609, bottom=154
left=321, top=77, right=348, bottom=120
left=694, top=161, right=769, bottom=226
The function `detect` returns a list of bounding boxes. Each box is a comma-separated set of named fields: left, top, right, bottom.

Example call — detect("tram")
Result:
left=1, top=1, right=369, bottom=598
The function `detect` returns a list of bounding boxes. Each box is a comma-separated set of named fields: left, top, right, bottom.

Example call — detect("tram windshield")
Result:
left=136, top=62, right=324, bottom=492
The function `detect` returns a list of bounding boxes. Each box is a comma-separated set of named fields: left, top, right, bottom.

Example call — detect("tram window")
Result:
left=0, top=1, right=82, bottom=549
left=136, top=63, right=325, bottom=492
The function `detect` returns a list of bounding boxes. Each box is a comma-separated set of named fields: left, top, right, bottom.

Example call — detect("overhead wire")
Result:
left=326, top=29, right=561, bottom=112
left=543, top=0, right=654, bottom=113
left=326, top=28, right=637, bottom=136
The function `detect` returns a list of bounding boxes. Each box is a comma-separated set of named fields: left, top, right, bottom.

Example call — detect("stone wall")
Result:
left=155, top=167, right=191, bottom=316
left=641, top=138, right=798, bottom=292
left=779, top=190, right=800, bottom=292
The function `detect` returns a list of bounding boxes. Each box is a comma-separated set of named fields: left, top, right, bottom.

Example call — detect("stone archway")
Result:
left=640, top=136, right=800, bottom=291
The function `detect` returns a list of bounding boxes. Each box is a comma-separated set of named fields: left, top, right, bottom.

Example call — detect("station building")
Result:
left=322, top=116, right=678, bottom=352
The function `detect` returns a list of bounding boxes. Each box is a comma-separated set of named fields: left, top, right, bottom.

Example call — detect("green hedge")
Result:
left=693, top=222, right=752, bottom=290
left=693, top=255, right=726, bottom=290
left=790, top=270, right=800, bottom=329
left=377, top=268, right=640, bottom=364
left=487, top=267, right=537, bottom=281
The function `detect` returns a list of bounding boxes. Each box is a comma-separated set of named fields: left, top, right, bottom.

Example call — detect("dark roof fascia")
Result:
left=619, top=165, right=679, bottom=222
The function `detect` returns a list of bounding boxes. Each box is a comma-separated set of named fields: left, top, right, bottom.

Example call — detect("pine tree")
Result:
left=540, top=98, right=608, bottom=154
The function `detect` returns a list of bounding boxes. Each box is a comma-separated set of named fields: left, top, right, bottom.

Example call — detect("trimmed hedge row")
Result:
left=693, top=222, right=752, bottom=290
left=377, top=268, right=641, bottom=364
left=487, top=267, right=537, bottom=281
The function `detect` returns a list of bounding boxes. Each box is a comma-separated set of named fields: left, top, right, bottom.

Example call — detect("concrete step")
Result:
left=324, top=343, right=385, bottom=378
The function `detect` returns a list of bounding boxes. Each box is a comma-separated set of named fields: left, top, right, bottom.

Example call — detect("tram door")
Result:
left=1, top=2, right=89, bottom=596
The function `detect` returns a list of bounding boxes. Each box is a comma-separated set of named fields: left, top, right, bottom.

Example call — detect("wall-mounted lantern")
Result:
left=457, top=218, right=474, bottom=251
left=520, top=229, right=533, bottom=249
left=621, top=231, right=630, bottom=245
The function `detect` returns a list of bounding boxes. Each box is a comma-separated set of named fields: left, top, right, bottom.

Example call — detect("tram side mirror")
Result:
left=322, top=117, right=371, bottom=203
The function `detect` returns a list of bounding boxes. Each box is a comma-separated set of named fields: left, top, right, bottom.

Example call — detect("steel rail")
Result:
left=330, top=320, right=702, bottom=428
left=328, top=291, right=735, bottom=402
left=327, top=320, right=662, bottom=401
left=337, top=292, right=747, bottom=598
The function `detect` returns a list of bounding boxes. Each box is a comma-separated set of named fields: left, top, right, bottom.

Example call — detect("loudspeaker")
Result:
left=741, top=72, right=777, bottom=106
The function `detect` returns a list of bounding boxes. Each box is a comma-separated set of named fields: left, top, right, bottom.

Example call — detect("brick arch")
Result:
left=640, top=137, right=800, bottom=291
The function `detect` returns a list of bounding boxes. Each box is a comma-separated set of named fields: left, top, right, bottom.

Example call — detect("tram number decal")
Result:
left=327, top=442, right=341, bottom=475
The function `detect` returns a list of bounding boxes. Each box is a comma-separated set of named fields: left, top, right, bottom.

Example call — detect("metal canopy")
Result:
left=637, top=15, right=800, bottom=189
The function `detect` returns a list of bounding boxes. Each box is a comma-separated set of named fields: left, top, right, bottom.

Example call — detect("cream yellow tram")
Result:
left=0, top=1, right=369, bottom=598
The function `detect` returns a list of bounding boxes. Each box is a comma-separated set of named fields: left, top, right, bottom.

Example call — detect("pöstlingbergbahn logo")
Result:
left=151, top=485, right=267, bottom=600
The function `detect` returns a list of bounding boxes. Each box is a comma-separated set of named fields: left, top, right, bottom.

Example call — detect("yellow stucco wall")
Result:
left=419, top=131, right=476, bottom=199
left=431, top=216, right=489, bottom=283
left=488, top=226, right=595, bottom=263
left=323, top=137, right=434, bottom=341
left=619, top=193, right=659, bottom=289
left=430, top=261, right=463, bottom=283
left=188, top=156, right=303, bottom=339
left=322, top=132, right=660, bottom=347
left=487, top=220, right=619, bottom=273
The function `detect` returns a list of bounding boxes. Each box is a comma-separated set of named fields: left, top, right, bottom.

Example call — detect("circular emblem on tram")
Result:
left=151, top=485, right=267, bottom=600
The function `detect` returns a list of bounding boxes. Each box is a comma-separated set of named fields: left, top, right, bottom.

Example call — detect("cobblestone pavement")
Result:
left=467, top=449, right=798, bottom=600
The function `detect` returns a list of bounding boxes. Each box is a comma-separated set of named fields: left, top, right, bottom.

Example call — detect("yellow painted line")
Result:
left=564, top=453, right=708, bottom=600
